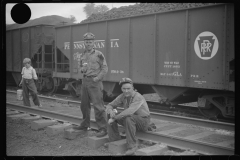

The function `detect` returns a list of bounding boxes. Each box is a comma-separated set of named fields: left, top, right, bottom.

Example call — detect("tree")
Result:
left=95, top=5, right=109, bottom=13
left=83, top=3, right=96, bottom=18
left=69, top=15, right=77, bottom=23
left=83, top=3, right=109, bottom=18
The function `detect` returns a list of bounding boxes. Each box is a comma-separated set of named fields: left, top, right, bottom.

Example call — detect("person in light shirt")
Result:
left=19, top=58, right=42, bottom=108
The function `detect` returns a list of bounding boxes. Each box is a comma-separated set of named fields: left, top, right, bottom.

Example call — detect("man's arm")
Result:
left=80, top=54, right=88, bottom=74
left=106, top=94, right=123, bottom=114
left=113, top=95, right=145, bottom=120
left=95, top=52, right=108, bottom=81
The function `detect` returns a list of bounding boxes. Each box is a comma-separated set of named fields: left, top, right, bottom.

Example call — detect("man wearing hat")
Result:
left=73, top=32, right=108, bottom=137
left=105, top=77, right=152, bottom=155
left=19, top=58, right=42, bottom=108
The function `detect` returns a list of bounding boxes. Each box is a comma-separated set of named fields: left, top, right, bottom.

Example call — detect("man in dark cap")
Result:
left=105, top=77, right=152, bottom=155
left=73, top=32, right=108, bottom=137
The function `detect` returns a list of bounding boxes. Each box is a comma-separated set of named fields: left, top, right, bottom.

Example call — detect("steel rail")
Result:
left=6, top=101, right=98, bottom=128
left=136, top=131, right=234, bottom=155
left=6, top=102, right=234, bottom=155
left=7, top=90, right=234, bottom=131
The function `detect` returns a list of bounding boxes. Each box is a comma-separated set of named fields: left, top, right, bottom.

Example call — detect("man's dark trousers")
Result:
left=107, top=115, right=150, bottom=149
left=80, top=77, right=107, bottom=131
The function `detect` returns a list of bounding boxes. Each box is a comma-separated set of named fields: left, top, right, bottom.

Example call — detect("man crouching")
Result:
left=105, top=77, right=152, bottom=155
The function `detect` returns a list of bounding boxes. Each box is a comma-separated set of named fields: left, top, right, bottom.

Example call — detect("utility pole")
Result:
left=60, top=21, right=67, bottom=25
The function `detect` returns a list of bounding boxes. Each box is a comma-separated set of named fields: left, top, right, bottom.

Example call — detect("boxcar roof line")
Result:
left=55, top=3, right=224, bottom=29
left=6, top=24, right=55, bottom=31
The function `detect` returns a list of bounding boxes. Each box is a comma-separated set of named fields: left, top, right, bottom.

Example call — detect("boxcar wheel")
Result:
left=198, top=103, right=221, bottom=120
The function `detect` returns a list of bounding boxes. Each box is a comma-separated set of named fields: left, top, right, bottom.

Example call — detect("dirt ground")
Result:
left=6, top=118, right=162, bottom=156
left=6, top=118, right=112, bottom=156
left=6, top=93, right=158, bottom=156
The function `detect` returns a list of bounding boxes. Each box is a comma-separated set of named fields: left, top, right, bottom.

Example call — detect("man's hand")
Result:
left=106, top=109, right=117, bottom=118
left=108, top=118, right=115, bottom=125
left=93, top=77, right=99, bottom=82
left=19, top=82, right=22, bottom=87
left=81, top=67, right=87, bottom=73
left=109, top=109, right=116, bottom=118
left=81, top=63, right=88, bottom=73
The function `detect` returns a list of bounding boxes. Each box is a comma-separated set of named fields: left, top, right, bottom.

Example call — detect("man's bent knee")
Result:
left=125, top=116, right=135, bottom=124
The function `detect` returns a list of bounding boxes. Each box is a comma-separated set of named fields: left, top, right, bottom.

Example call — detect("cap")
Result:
left=83, top=32, right=95, bottom=40
left=23, top=58, right=31, bottom=63
left=119, top=77, right=133, bottom=86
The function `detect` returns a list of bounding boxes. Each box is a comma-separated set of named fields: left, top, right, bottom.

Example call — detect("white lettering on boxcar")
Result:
left=194, top=80, right=206, bottom=84
left=201, top=40, right=212, bottom=55
left=64, top=39, right=119, bottom=50
left=111, top=70, right=124, bottom=74
left=160, top=71, right=182, bottom=77
left=163, top=61, right=180, bottom=68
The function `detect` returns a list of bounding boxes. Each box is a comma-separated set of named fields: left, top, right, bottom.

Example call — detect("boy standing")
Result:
left=19, top=58, right=42, bottom=108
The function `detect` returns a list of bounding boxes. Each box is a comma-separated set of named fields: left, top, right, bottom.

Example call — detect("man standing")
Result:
left=105, top=77, right=152, bottom=155
left=73, top=32, right=108, bottom=138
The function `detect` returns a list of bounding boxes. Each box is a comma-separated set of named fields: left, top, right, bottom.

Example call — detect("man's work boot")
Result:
left=125, top=146, right=138, bottom=155
left=72, top=125, right=88, bottom=131
left=96, top=129, right=107, bottom=137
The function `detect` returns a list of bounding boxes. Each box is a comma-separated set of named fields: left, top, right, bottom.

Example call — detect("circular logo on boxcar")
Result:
left=22, top=33, right=29, bottom=42
left=194, top=31, right=218, bottom=60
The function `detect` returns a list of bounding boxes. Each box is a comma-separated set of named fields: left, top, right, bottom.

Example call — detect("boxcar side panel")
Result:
left=6, top=31, right=12, bottom=71
left=228, top=4, right=234, bottom=92
left=131, top=15, right=155, bottom=84
left=13, top=30, right=21, bottom=72
left=108, top=19, right=130, bottom=81
left=31, top=27, right=42, bottom=58
left=228, top=4, right=234, bottom=63
left=21, top=28, right=30, bottom=60
left=42, top=26, right=55, bottom=36
left=157, top=11, right=187, bottom=86
left=72, top=24, right=88, bottom=77
left=56, top=27, right=71, bottom=59
left=189, top=5, right=225, bottom=90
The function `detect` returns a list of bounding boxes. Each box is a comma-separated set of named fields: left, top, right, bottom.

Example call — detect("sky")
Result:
left=5, top=3, right=136, bottom=25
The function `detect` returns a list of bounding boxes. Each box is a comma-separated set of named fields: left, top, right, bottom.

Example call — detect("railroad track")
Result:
left=6, top=91, right=235, bottom=155
left=6, top=90, right=234, bottom=131
left=7, top=87, right=231, bottom=122
left=5, top=87, right=208, bottom=119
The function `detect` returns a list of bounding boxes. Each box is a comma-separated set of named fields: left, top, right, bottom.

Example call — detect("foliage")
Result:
left=95, top=5, right=109, bottom=13
left=83, top=3, right=109, bottom=18
left=69, top=15, right=77, bottom=23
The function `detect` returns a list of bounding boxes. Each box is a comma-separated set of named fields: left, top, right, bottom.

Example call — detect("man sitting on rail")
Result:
left=105, top=77, right=152, bottom=155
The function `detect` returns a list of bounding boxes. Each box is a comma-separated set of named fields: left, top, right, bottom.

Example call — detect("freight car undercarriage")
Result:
left=52, top=76, right=235, bottom=120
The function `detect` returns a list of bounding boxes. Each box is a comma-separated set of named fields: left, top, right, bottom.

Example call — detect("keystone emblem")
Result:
left=197, top=36, right=215, bottom=57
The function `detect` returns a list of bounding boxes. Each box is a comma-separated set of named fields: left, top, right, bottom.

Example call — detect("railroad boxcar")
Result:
left=6, top=24, right=56, bottom=92
left=53, top=3, right=234, bottom=119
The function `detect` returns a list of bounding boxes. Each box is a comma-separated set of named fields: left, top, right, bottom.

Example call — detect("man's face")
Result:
left=121, top=83, right=134, bottom=97
left=84, top=40, right=94, bottom=51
